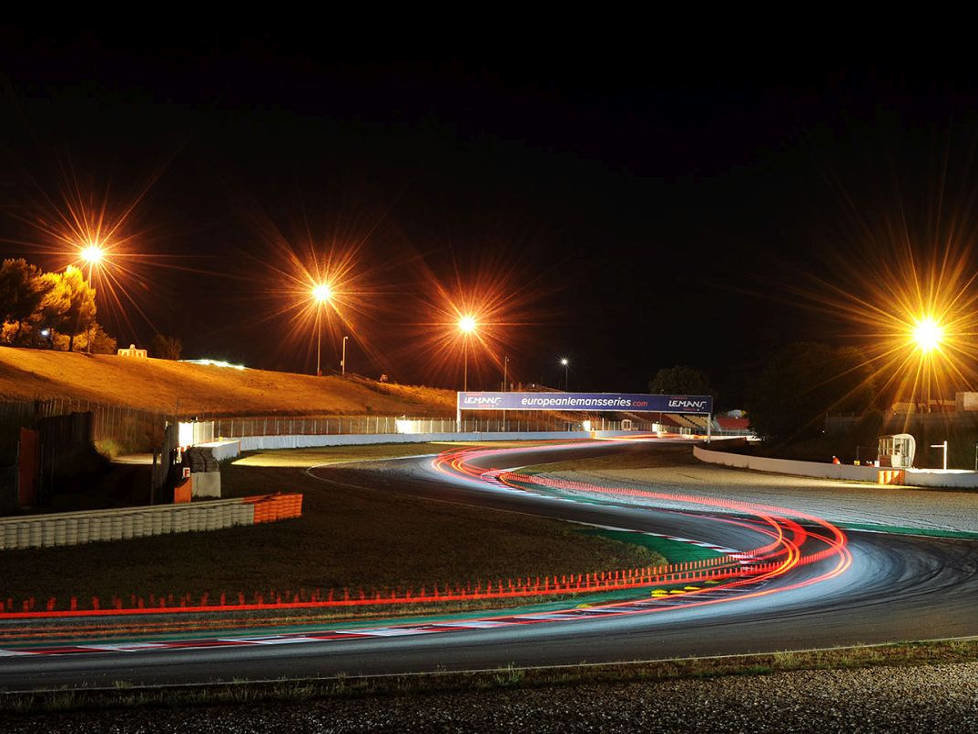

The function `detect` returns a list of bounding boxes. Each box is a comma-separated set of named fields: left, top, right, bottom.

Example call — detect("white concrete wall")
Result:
left=238, top=431, right=588, bottom=452
left=0, top=499, right=254, bottom=551
left=197, top=440, right=241, bottom=462
left=905, top=468, right=978, bottom=488
left=191, top=471, right=221, bottom=498
left=693, top=446, right=978, bottom=488
left=693, top=446, right=880, bottom=481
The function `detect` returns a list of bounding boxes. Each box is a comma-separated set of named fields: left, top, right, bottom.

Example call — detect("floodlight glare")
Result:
left=912, top=317, right=943, bottom=353
left=458, top=315, right=477, bottom=333
left=312, top=283, right=332, bottom=303
left=80, top=244, right=104, bottom=265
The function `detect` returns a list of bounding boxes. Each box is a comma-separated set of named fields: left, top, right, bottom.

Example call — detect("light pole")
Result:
left=560, top=357, right=569, bottom=390
left=912, top=316, right=943, bottom=413
left=502, top=355, right=510, bottom=431
left=458, top=315, right=476, bottom=391
left=312, top=283, right=331, bottom=376
left=341, top=335, right=349, bottom=376
left=79, top=244, right=104, bottom=353
left=931, top=440, right=948, bottom=470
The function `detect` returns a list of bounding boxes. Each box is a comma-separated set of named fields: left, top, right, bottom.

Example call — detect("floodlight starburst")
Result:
left=912, top=317, right=943, bottom=353
left=80, top=244, right=105, bottom=265
left=458, top=314, right=477, bottom=334
left=312, top=283, right=332, bottom=303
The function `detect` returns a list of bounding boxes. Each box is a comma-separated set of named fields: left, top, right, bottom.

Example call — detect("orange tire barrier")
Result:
left=877, top=469, right=905, bottom=485
left=242, top=493, right=304, bottom=524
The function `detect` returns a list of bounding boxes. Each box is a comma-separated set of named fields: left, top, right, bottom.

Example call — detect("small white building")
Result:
left=117, top=343, right=148, bottom=358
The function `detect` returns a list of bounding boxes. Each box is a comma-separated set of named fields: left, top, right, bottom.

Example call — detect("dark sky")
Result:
left=4, top=29, right=978, bottom=406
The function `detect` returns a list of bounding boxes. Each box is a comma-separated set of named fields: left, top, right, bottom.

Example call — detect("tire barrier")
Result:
left=877, top=469, right=906, bottom=485
left=245, top=493, right=304, bottom=523
left=0, top=493, right=302, bottom=551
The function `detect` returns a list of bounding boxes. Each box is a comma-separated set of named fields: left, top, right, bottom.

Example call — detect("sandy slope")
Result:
left=0, top=346, right=454, bottom=415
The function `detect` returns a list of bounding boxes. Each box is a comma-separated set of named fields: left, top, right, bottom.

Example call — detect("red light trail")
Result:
left=0, top=440, right=852, bottom=662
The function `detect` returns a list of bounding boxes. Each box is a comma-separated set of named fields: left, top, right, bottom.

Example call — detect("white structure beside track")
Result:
left=693, top=446, right=978, bottom=489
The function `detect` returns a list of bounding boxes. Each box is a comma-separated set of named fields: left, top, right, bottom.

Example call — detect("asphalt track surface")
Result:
left=3, top=439, right=978, bottom=690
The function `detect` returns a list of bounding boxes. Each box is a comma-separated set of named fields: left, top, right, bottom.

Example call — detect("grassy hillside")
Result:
left=0, top=346, right=455, bottom=416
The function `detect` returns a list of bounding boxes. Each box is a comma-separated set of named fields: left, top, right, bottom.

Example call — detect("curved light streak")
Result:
left=0, top=441, right=852, bottom=655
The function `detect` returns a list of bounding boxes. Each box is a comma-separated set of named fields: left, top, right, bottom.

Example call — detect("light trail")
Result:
left=0, top=441, right=852, bottom=656
left=433, top=441, right=851, bottom=593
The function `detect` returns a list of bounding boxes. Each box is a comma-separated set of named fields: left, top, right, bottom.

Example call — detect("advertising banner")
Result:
left=457, top=392, right=713, bottom=414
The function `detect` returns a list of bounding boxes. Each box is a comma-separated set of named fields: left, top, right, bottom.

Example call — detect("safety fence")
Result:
left=199, top=415, right=722, bottom=440
left=1, top=399, right=723, bottom=451
left=0, top=553, right=779, bottom=618
left=211, top=415, right=593, bottom=438
left=0, top=399, right=166, bottom=451
left=0, top=493, right=302, bottom=551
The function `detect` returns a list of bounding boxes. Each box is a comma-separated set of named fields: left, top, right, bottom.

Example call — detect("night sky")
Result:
left=4, top=30, right=978, bottom=406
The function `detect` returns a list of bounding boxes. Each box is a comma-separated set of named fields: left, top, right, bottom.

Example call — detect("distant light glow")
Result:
left=181, top=358, right=247, bottom=371
left=560, top=358, right=569, bottom=366
left=912, top=317, right=943, bottom=353
left=458, top=315, right=477, bottom=334
left=312, top=283, right=332, bottom=303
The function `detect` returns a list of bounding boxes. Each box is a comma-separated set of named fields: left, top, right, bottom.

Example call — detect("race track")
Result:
left=2, top=439, right=978, bottom=689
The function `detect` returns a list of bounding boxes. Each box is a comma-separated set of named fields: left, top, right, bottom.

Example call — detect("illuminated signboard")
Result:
left=457, top=392, right=713, bottom=414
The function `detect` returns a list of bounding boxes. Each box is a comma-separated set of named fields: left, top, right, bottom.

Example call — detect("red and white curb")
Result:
left=0, top=578, right=774, bottom=657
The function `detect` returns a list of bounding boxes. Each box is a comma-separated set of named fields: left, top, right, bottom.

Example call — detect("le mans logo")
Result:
left=464, top=395, right=501, bottom=406
left=668, top=398, right=708, bottom=410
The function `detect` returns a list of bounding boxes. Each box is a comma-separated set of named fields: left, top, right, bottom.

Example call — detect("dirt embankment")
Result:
left=0, top=346, right=455, bottom=416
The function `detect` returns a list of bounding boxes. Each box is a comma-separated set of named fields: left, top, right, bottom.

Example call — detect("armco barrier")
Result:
left=0, top=493, right=303, bottom=551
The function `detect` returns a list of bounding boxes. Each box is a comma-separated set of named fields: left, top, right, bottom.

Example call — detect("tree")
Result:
left=62, top=322, right=117, bottom=354
left=150, top=333, right=182, bottom=360
left=0, top=258, right=48, bottom=342
left=37, top=266, right=96, bottom=352
left=745, top=342, right=875, bottom=442
left=649, top=365, right=714, bottom=396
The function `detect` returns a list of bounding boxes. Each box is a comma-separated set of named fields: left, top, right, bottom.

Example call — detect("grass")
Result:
left=230, top=443, right=443, bottom=467
left=231, top=440, right=582, bottom=467
left=4, top=638, right=978, bottom=711
left=0, top=345, right=455, bottom=416
left=521, top=443, right=699, bottom=473
left=0, top=459, right=665, bottom=608
left=582, top=529, right=725, bottom=562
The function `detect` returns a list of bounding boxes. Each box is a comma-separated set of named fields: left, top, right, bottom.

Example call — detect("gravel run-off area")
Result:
left=547, top=463, right=978, bottom=535
left=7, top=661, right=978, bottom=732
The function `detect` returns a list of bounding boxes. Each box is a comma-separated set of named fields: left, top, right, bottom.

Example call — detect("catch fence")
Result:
left=0, top=399, right=167, bottom=452
left=1, top=400, right=708, bottom=451
left=208, top=414, right=674, bottom=439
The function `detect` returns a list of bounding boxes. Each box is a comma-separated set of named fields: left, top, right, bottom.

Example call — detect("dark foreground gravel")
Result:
left=5, top=662, right=978, bottom=733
